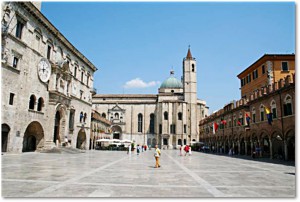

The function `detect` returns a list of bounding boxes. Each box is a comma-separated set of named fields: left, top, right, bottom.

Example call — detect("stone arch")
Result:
left=111, top=125, right=122, bottom=139
left=23, top=121, right=44, bottom=152
left=285, top=129, right=295, bottom=161
left=53, top=104, right=67, bottom=145
left=147, top=138, right=151, bottom=146
left=2, top=123, right=10, bottom=152
left=76, top=129, right=86, bottom=149
left=260, top=131, right=271, bottom=158
left=270, top=130, right=284, bottom=160
left=152, top=138, right=157, bottom=147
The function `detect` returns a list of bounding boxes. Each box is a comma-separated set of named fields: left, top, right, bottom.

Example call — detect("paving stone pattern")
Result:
left=1, top=150, right=295, bottom=198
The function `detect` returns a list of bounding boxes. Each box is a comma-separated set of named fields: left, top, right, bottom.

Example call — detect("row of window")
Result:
left=240, top=62, right=289, bottom=87
left=14, top=18, right=91, bottom=87
left=204, top=95, right=293, bottom=132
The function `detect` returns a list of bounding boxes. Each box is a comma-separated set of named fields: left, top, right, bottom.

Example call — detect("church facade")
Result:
left=93, top=49, right=209, bottom=149
left=1, top=2, right=97, bottom=152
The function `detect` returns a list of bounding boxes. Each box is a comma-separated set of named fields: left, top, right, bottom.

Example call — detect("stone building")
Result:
left=1, top=2, right=97, bottom=152
left=90, top=109, right=112, bottom=149
left=93, top=49, right=209, bottom=149
left=199, top=54, right=295, bottom=161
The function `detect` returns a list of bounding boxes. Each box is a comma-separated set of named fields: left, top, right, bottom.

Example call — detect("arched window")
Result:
left=29, top=95, right=36, bottom=110
left=260, top=105, right=265, bottom=121
left=115, top=113, right=119, bottom=119
left=239, top=112, right=243, bottom=125
left=138, top=113, right=143, bottom=132
left=271, top=100, right=277, bottom=119
left=164, top=111, right=168, bottom=120
left=80, top=112, right=83, bottom=122
left=150, top=113, right=155, bottom=133
left=178, top=112, right=182, bottom=120
left=84, top=113, right=87, bottom=122
left=37, top=97, right=44, bottom=111
left=102, top=113, right=106, bottom=118
left=252, top=107, right=256, bottom=123
left=233, top=114, right=236, bottom=126
left=192, top=64, right=195, bottom=72
left=284, top=95, right=293, bottom=116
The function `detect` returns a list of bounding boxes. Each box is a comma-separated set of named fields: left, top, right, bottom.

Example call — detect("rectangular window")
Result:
left=252, top=114, right=256, bottom=123
left=248, top=74, right=251, bottom=82
left=252, top=69, right=258, bottom=80
left=281, top=62, right=289, bottom=71
left=260, top=112, right=264, bottom=121
left=184, top=124, right=187, bottom=133
left=81, top=72, right=84, bottom=83
left=272, top=108, right=277, bottom=119
left=262, top=65, right=265, bottom=74
left=13, top=57, right=19, bottom=68
left=15, top=20, right=24, bottom=39
left=87, top=75, right=89, bottom=86
left=74, top=66, right=77, bottom=78
left=241, top=79, right=244, bottom=87
left=80, top=90, right=83, bottom=99
left=47, top=45, right=51, bottom=60
left=159, top=124, right=162, bottom=134
left=9, top=93, right=14, bottom=105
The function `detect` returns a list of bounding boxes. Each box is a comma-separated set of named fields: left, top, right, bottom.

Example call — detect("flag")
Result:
left=237, top=120, right=242, bottom=126
left=265, top=107, right=273, bottom=125
left=221, top=117, right=227, bottom=125
left=245, top=113, right=251, bottom=126
left=212, top=122, right=218, bottom=134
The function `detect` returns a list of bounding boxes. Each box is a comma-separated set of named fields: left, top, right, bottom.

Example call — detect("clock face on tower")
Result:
left=37, top=58, right=51, bottom=82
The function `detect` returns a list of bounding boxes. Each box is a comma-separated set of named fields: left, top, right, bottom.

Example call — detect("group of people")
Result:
left=179, top=145, right=192, bottom=156
left=136, top=144, right=148, bottom=155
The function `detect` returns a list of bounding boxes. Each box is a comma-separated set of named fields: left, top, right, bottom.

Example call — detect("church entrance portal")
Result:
left=111, top=125, right=122, bottom=139
left=2, top=124, right=10, bottom=152
left=23, top=121, right=44, bottom=152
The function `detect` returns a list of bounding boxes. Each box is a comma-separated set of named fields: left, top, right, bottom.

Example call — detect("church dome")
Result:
left=160, top=70, right=183, bottom=89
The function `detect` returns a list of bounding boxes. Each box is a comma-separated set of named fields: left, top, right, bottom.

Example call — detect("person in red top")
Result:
left=184, top=145, right=189, bottom=156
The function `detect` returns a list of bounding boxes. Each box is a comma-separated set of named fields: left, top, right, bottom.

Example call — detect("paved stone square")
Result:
left=1, top=149, right=295, bottom=198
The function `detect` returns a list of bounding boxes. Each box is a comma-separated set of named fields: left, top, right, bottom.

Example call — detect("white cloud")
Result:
left=123, top=78, right=160, bottom=89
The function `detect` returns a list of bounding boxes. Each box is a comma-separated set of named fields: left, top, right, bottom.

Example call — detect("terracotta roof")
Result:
left=186, top=48, right=193, bottom=59
left=92, top=110, right=111, bottom=125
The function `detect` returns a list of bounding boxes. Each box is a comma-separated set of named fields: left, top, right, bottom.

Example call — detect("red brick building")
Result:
left=199, top=55, right=295, bottom=161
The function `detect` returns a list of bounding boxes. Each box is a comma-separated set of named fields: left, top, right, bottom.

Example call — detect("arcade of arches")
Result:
left=202, top=130, right=295, bottom=161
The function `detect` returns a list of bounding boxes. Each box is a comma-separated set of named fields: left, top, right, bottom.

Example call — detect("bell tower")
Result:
left=183, top=47, right=198, bottom=143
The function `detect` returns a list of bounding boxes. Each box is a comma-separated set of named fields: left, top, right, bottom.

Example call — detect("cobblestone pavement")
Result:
left=1, top=149, right=295, bottom=198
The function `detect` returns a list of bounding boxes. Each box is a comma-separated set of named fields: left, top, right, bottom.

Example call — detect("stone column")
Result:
left=237, top=141, right=240, bottom=155
left=244, top=141, right=248, bottom=155
left=269, top=141, right=273, bottom=159
left=284, top=140, right=288, bottom=161
left=258, top=139, right=262, bottom=157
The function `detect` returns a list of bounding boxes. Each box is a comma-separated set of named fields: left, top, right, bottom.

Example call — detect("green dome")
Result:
left=160, top=72, right=183, bottom=89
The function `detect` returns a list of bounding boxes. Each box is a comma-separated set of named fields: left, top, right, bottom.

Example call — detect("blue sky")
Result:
left=41, top=1, right=295, bottom=113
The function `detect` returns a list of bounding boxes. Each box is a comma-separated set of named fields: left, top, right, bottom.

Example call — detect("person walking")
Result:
left=154, top=145, right=161, bottom=168
left=179, top=145, right=183, bottom=156
left=189, top=145, right=192, bottom=156
left=184, top=145, right=189, bottom=156
left=137, top=144, right=140, bottom=155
